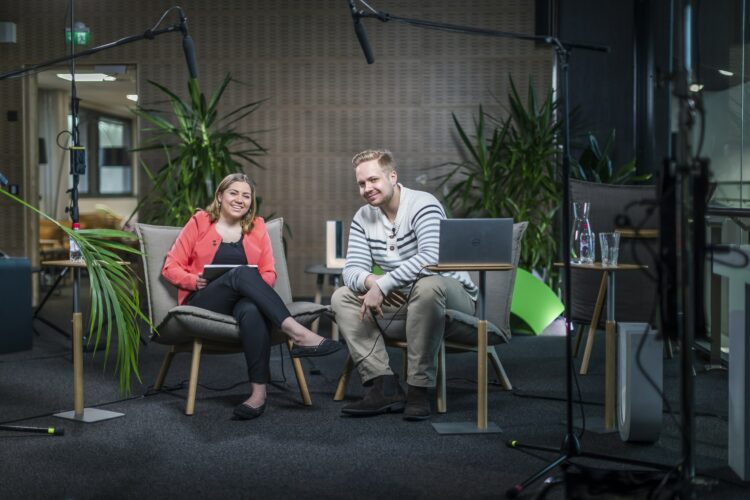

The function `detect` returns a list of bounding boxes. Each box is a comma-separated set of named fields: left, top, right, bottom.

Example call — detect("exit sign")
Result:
left=65, top=29, right=90, bottom=46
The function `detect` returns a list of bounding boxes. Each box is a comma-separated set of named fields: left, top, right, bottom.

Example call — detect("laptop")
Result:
left=438, top=218, right=513, bottom=265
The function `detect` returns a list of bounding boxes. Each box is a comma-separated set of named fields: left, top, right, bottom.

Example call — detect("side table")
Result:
left=426, top=263, right=512, bottom=435
left=304, top=264, right=343, bottom=341
left=557, top=262, right=646, bottom=432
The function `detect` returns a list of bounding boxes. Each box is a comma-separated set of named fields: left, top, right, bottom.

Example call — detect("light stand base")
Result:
left=432, top=421, right=503, bottom=435
left=54, top=408, right=124, bottom=423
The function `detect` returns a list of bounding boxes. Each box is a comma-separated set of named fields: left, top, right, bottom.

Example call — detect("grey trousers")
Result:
left=331, top=275, right=475, bottom=387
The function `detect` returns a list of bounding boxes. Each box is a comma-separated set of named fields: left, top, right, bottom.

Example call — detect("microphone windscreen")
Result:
left=182, top=34, right=199, bottom=80
left=353, top=18, right=375, bottom=64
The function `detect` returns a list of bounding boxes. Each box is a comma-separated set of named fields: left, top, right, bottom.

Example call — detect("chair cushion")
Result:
left=153, top=303, right=330, bottom=346
left=444, top=309, right=508, bottom=345
left=286, top=302, right=330, bottom=327
left=372, top=311, right=506, bottom=346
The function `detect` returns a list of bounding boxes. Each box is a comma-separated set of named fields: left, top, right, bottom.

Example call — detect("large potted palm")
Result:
left=132, top=74, right=267, bottom=226
left=437, top=77, right=561, bottom=285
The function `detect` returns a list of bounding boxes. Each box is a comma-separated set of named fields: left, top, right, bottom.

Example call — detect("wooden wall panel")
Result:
left=0, top=0, right=550, bottom=296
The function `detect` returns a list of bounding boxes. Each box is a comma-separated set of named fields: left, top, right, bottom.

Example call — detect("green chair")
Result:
left=510, top=268, right=564, bottom=335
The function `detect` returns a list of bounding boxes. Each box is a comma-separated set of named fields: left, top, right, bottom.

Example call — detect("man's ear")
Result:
left=389, top=169, right=398, bottom=185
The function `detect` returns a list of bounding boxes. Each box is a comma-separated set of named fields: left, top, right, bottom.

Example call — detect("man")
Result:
left=331, top=149, right=478, bottom=420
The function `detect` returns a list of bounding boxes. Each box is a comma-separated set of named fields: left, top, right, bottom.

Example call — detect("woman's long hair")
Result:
left=204, top=173, right=257, bottom=233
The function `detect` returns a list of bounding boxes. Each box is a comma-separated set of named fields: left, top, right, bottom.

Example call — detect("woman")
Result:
left=162, top=173, right=342, bottom=420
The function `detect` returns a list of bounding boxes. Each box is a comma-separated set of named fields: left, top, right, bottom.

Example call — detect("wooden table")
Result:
left=557, top=261, right=646, bottom=432
left=304, top=264, right=343, bottom=341
left=41, top=259, right=124, bottom=423
left=427, top=263, right=512, bottom=435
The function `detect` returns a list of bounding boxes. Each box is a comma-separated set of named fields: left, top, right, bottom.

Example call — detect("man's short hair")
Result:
left=352, top=149, right=395, bottom=173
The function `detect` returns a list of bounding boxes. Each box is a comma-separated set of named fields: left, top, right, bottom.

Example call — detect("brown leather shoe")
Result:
left=341, top=374, right=405, bottom=416
left=403, top=384, right=430, bottom=421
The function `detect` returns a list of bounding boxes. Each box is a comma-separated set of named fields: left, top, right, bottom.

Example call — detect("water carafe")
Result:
left=570, top=201, right=594, bottom=264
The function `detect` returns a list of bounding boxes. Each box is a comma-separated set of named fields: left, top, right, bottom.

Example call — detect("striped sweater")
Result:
left=342, top=184, right=478, bottom=300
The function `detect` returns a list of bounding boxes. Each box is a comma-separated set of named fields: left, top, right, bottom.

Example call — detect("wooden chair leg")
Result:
left=287, top=340, right=312, bottom=406
left=665, top=336, right=674, bottom=359
left=154, top=347, right=177, bottom=391
left=334, top=354, right=354, bottom=401
left=487, top=346, right=512, bottom=391
left=573, top=323, right=584, bottom=358
left=580, top=272, right=608, bottom=375
left=185, top=339, right=203, bottom=416
left=436, top=341, right=446, bottom=413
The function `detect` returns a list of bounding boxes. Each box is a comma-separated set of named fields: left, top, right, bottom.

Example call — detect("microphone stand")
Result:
left=350, top=2, right=673, bottom=496
left=0, top=5, right=195, bottom=423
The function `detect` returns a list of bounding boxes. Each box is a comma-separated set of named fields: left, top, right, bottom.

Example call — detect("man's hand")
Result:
left=196, top=274, right=208, bottom=290
left=358, top=283, right=385, bottom=321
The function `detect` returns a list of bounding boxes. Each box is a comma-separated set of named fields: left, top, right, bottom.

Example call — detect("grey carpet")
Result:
left=0, top=283, right=748, bottom=499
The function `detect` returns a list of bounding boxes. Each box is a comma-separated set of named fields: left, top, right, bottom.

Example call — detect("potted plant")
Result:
left=131, top=73, right=268, bottom=226
left=1, top=190, right=149, bottom=394
left=437, top=77, right=561, bottom=284
left=572, top=130, right=652, bottom=184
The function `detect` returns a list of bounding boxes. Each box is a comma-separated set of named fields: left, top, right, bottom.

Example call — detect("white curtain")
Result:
left=37, top=89, right=70, bottom=219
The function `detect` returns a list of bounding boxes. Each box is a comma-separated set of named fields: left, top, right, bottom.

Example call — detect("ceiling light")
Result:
left=689, top=83, right=704, bottom=92
left=56, top=73, right=116, bottom=82
left=126, top=94, right=138, bottom=102
left=718, top=69, right=734, bottom=76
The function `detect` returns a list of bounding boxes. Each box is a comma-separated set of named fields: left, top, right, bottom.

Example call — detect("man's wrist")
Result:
left=364, top=273, right=378, bottom=290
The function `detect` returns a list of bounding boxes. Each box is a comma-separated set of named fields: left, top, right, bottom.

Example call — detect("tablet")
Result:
left=202, top=264, right=257, bottom=281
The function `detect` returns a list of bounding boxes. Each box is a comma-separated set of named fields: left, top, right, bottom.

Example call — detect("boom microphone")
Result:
left=179, top=12, right=199, bottom=79
left=347, top=0, right=375, bottom=64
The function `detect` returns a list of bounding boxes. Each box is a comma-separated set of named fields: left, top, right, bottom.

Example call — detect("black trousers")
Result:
left=186, top=266, right=291, bottom=383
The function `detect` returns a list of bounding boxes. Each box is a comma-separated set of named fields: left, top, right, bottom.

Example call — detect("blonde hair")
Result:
left=205, top=173, right=257, bottom=232
left=351, top=149, right=395, bottom=174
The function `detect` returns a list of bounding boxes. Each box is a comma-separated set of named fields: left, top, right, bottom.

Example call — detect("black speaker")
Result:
left=0, top=257, right=32, bottom=353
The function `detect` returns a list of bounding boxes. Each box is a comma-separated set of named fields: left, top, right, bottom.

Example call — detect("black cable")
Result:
left=56, top=130, right=73, bottom=151
left=0, top=352, right=70, bottom=363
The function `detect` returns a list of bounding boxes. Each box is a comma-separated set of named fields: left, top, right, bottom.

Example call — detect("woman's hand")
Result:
left=196, top=274, right=208, bottom=290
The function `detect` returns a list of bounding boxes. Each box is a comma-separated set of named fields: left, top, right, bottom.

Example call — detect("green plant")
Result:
left=572, top=130, right=652, bottom=184
left=132, top=74, right=267, bottom=226
left=438, top=78, right=561, bottom=283
left=1, top=190, right=150, bottom=394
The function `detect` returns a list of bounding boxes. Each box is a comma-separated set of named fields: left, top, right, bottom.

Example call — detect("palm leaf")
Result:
left=0, top=190, right=153, bottom=394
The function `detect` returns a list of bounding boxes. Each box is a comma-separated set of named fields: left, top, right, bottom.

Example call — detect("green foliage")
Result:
left=438, top=78, right=561, bottom=282
left=132, top=74, right=267, bottom=226
left=1, top=190, right=151, bottom=394
left=572, top=130, right=652, bottom=184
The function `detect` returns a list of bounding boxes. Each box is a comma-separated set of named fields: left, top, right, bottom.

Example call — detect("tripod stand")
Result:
left=0, top=1, right=198, bottom=423
left=506, top=1, right=711, bottom=496
left=341, top=3, right=680, bottom=493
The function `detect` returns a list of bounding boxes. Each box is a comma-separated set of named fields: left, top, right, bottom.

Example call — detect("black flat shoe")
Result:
left=291, top=338, right=343, bottom=358
left=233, top=402, right=266, bottom=420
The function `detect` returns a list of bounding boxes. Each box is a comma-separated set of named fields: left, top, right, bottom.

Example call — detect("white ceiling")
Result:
left=37, top=64, right=137, bottom=115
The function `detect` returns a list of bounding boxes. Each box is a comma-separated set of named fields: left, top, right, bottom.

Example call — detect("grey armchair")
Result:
left=137, top=218, right=328, bottom=415
left=333, top=222, right=528, bottom=413
left=568, top=179, right=660, bottom=373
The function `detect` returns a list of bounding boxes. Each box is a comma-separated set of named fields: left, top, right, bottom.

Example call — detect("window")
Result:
left=69, top=110, right=133, bottom=196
